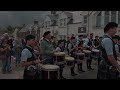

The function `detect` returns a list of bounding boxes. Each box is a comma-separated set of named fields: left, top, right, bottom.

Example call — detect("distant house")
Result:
left=43, top=11, right=87, bottom=40
left=87, top=11, right=120, bottom=36
left=43, top=13, right=59, bottom=38
left=18, top=20, right=41, bottom=40
left=18, top=11, right=120, bottom=41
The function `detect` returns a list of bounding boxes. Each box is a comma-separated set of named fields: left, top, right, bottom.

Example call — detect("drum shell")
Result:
left=65, top=57, right=75, bottom=67
left=41, top=65, right=59, bottom=79
left=55, top=56, right=65, bottom=62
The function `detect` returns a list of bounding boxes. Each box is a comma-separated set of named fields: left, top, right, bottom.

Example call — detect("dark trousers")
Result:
left=59, top=64, right=64, bottom=78
left=77, top=63, right=83, bottom=71
left=86, top=56, right=92, bottom=69
left=70, top=61, right=75, bottom=74
left=98, top=57, right=101, bottom=67
left=23, top=69, right=41, bottom=79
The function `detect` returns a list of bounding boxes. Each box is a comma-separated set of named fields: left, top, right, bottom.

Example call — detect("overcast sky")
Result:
left=0, top=11, right=50, bottom=28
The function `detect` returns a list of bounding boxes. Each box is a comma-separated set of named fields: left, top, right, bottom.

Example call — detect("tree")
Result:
left=6, top=26, right=15, bottom=33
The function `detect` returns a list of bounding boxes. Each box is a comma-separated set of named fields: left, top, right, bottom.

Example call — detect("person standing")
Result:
left=40, top=31, right=55, bottom=64
left=0, top=38, right=11, bottom=74
left=84, top=33, right=94, bottom=70
left=68, top=37, right=78, bottom=76
left=13, top=37, right=23, bottom=67
left=97, top=22, right=120, bottom=79
left=55, top=40, right=66, bottom=79
left=21, top=35, right=42, bottom=79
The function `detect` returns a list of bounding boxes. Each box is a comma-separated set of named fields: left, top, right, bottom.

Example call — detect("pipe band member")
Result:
left=68, top=37, right=78, bottom=76
left=84, top=33, right=94, bottom=70
left=55, top=40, right=66, bottom=79
left=40, top=31, right=55, bottom=64
left=21, top=35, right=42, bottom=79
left=97, top=22, right=120, bottom=79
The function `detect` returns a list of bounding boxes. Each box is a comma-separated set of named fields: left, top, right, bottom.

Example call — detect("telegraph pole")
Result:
left=88, top=11, right=90, bottom=35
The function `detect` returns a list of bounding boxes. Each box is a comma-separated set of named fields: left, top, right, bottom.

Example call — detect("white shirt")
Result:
left=55, top=47, right=61, bottom=52
left=84, top=38, right=94, bottom=48
left=101, top=34, right=113, bottom=56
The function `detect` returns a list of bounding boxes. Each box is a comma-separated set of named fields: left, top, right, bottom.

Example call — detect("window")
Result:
left=45, top=22, right=47, bottom=28
left=84, top=15, right=87, bottom=24
left=96, top=12, right=101, bottom=27
left=64, top=18, right=66, bottom=26
left=59, top=36, right=62, bottom=40
left=60, top=19, right=62, bottom=26
left=118, top=11, right=120, bottom=24
left=104, top=11, right=109, bottom=25
left=48, top=21, right=51, bottom=27
left=78, top=27, right=86, bottom=33
left=111, top=11, right=116, bottom=22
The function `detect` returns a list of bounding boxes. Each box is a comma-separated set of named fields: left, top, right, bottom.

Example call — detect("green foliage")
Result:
left=6, top=26, right=15, bottom=33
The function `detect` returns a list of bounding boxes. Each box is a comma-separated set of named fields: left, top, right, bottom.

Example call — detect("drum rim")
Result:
left=54, top=52, right=65, bottom=55
left=41, top=65, right=60, bottom=70
left=76, top=53, right=85, bottom=55
left=92, top=49, right=100, bottom=52
left=83, top=50, right=91, bottom=53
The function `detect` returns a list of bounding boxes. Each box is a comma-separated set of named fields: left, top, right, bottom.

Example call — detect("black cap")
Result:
left=71, top=37, right=75, bottom=40
left=43, top=31, right=51, bottom=37
left=25, top=35, right=35, bottom=41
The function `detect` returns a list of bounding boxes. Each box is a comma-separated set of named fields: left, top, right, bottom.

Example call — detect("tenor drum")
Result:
left=54, top=52, right=65, bottom=63
left=65, top=56, right=75, bottom=67
left=76, top=53, right=85, bottom=64
left=41, top=65, right=60, bottom=79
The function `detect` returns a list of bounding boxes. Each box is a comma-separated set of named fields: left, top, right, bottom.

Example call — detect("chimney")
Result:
left=23, top=24, right=25, bottom=27
left=51, top=11, right=56, bottom=15
left=34, top=19, right=39, bottom=25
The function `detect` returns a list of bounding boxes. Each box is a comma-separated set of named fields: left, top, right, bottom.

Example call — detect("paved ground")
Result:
left=0, top=58, right=98, bottom=79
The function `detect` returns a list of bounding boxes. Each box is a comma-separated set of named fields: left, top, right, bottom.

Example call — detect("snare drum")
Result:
left=83, top=50, right=91, bottom=57
left=65, top=56, right=75, bottom=67
left=76, top=53, right=85, bottom=60
left=54, top=52, right=65, bottom=63
left=41, top=65, right=60, bottom=79
left=76, top=53, right=85, bottom=64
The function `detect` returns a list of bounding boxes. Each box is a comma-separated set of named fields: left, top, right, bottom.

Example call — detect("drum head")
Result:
left=65, top=57, right=75, bottom=61
left=54, top=52, right=65, bottom=56
left=76, top=53, right=85, bottom=56
left=83, top=50, right=91, bottom=53
left=42, top=65, right=59, bottom=70
left=92, top=49, right=100, bottom=52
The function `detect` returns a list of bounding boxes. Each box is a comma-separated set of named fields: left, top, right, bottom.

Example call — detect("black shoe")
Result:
left=60, top=77, right=66, bottom=79
left=2, top=72, right=6, bottom=74
left=71, top=73, right=77, bottom=76
left=61, top=77, right=66, bottom=79
left=80, top=70, right=85, bottom=72
left=89, top=67, right=94, bottom=70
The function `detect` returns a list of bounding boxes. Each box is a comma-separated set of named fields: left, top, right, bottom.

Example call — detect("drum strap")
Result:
left=88, top=39, right=93, bottom=47
left=100, top=35, right=117, bottom=65
left=58, top=46, right=64, bottom=52
left=21, top=46, right=36, bottom=63
left=117, top=44, right=120, bottom=53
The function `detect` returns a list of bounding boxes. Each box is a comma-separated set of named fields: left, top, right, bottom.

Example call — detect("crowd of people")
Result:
left=0, top=22, right=120, bottom=79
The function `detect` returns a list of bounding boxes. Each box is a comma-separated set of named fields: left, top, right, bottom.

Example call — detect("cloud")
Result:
left=0, top=11, right=50, bottom=27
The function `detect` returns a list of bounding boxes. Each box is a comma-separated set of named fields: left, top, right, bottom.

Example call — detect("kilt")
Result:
left=97, top=60, right=119, bottom=79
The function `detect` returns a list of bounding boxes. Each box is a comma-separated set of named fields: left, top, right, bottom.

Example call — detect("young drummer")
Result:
left=55, top=40, right=66, bottom=79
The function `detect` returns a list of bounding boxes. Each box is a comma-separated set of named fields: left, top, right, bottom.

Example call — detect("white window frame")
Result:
left=84, top=15, right=87, bottom=24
